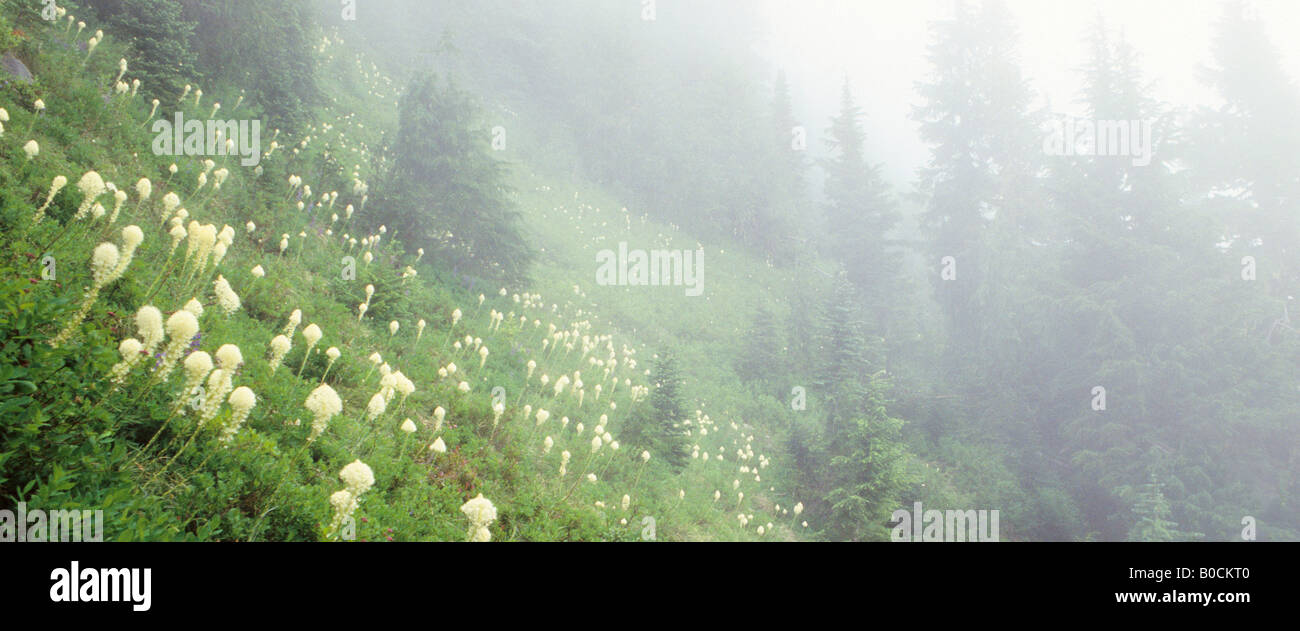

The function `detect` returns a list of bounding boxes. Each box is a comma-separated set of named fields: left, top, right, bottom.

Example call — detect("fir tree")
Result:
left=1189, top=0, right=1300, bottom=299
left=622, top=351, right=690, bottom=471
left=821, top=79, right=900, bottom=331
left=1124, top=474, right=1201, bottom=541
left=737, top=305, right=782, bottom=391
left=812, top=273, right=880, bottom=428
left=84, top=0, right=197, bottom=104
left=373, top=72, right=533, bottom=285
left=912, top=0, right=1043, bottom=347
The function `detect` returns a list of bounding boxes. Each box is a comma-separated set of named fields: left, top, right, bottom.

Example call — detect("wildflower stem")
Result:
left=296, top=346, right=312, bottom=378
left=146, top=416, right=209, bottom=490
left=594, top=451, right=617, bottom=481
left=141, top=249, right=179, bottom=304
left=631, top=460, right=647, bottom=493
left=38, top=219, right=80, bottom=254
left=350, top=411, right=377, bottom=453
left=561, top=452, right=597, bottom=503
left=127, top=404, right=185, bottom=469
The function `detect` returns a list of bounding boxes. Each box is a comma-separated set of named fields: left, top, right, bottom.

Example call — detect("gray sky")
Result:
left=758, top=0, right=1300, bottom=184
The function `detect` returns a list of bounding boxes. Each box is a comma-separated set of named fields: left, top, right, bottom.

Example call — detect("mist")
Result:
left=2, top=0, right=1295, bottom=547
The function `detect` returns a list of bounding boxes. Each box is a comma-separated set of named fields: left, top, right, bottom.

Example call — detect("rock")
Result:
left=2, top=53, right=34, bottom=83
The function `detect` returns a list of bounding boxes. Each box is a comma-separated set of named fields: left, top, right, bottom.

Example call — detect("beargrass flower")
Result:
left=327, top=489, right=358, bottom=538
left=108, top=338, right=144, bottom=384
left=173, top=350, right=213, bottom=412
left=74, top=171, right=106, bottom=220
left=197, top=368, right=231, bottom=425
left=302, top=323, right=322, bottom=350
left=268, top=335, right=291, bottom=374
left=135, top=306, right=164, bottom=356
left=213, top=275, right=240, bottom=315
left=366, top=392, right=386, bottom=420
left=283, top=309, right=302, bottom=338
left=110, top=226, right=143, bottom=280
left=33, top=175, right=67, bottom=224
left=460, top=494, right=497, bottom=542
left=220, top=387, right=256, bottom=444
left=339, top=460, right=374, bottom=496
left=305, top=384, right=343, bottom=441
left=152, top=310, right=195, bottom=384
left=48, top=243, right=121, bottom=348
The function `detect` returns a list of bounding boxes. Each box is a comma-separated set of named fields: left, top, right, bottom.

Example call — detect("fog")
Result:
left=5, top=0, right=1296, bottom=543
left=763, top=0, right=1300, bottom=183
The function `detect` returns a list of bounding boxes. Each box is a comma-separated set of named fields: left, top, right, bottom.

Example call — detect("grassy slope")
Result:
left=0, top=12, right=856, bottom=541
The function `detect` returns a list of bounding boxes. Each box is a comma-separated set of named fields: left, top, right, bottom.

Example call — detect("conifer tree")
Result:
left=373, top=72, right=533, bottom=284
left=822, top=79, right=899, bottom=331
left=737, top=305, right=782, bottom=390
left=812, top=273, right=880, bottom=429
left=83, top=0, right=197, bottom=103
left=622, top=351, right=690, bottom=471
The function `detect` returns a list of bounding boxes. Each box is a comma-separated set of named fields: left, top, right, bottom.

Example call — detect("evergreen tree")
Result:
left=736, top=305, right=782, bottom=390
left=373, top=72, right=533, bottom=285
left=180, top=0, right=320, bottom=131
left=771, top=71, right=806, bottom=202
left=812, top=273, right=881, bottom=429
left=821, top=79, right=900, bottom=331
left=745, top=70, right=808, bottom=263
left=823, top=401, right=912, bottom=542
left=1189, top=0, right=1300, bottom=300
left=83, top=0, right=197, bottom=104
left=1123, top=474, right=1201, bottom=541
left=911, top=0, right=1044, bottom=350
left=622, top=351, right=690, bottom=471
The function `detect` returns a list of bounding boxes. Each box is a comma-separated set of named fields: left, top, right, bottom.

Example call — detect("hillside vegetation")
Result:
left=3, top=0, right=1297, bottom=542
left=0, top=2, right=861, bottom=542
